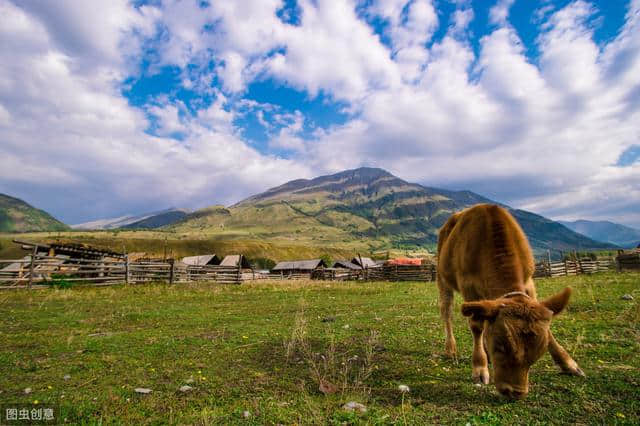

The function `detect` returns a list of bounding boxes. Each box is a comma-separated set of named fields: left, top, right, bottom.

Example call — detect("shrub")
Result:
left=46, top=274, right=73, bottom=289
left=251, top=257, right=276, bottom=270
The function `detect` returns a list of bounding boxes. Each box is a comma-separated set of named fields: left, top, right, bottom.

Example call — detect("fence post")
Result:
left=236, top=255, right=242, bottom=284
left=28, top=245, right=37, bottom=289
left=169, top=259, right=175, bottom=284
left=564, top=260, right=568, bottom=276
left=125, top=255, right=130, bottom=285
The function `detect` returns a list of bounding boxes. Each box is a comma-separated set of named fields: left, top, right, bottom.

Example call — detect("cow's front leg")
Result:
left=548, top=330, right=585, bottom=377
left=470, top=318, right=490, bottom=384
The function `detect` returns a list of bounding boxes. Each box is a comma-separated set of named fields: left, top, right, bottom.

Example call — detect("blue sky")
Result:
left=0, top=0, right=639, bottom=227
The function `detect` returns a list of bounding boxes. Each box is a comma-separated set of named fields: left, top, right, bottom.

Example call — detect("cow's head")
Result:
left=461, top=287, right=572, bottom=399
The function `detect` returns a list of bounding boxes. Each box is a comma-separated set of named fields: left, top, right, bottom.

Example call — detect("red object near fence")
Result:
left=387, top=258, right=422, bottom=266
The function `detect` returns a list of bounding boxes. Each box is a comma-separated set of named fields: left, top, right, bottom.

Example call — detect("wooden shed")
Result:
left=352, top=257, right=377, bottom=268
left=271, top=259, right=327, bottom=277
left=182, top=254, right=221, bottom=266
left=333, top=260, right=362, bottom=270
left=220, top=254, right=251, bottom=269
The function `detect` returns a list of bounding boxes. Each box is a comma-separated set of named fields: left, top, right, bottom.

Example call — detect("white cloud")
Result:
left=489, top=0, right=516, bottom=26
left=1, top=0, right=639, bottom=229
left=0, top=0, right=310, bottom=222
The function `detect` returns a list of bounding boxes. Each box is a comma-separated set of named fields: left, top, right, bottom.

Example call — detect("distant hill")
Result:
left=0, top=193, right=68, bottom=232
left=171, top=167, right=615, bottom=257
left=72, top=208, right=189, bottom=230
left=559, top=220, right=640, bottom=248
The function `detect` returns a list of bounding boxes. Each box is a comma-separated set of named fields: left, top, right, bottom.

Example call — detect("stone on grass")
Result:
left=179, top=385, right=193, bottom=393
left=342, top=401, right=367, bottom=413
left=621, top=294, right=634, bottom=300
left=63, top=375, right=71, bottom=381
left=135, top=388, right=152, bottom=394
left=242, top=410, right=251, bottom=418
left=24, top=388, right=32, bottom=394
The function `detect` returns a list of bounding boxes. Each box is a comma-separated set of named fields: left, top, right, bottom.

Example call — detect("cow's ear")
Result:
left=541, top=287, right=572, bottom=316
left=461, top=300, right=500, bottom=320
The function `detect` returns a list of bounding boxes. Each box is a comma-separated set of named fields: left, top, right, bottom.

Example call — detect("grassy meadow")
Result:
left=0, top=272, right=638, bottom=424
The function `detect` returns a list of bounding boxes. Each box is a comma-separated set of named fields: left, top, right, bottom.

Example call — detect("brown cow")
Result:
left=437, top=204, right=584, bottom=399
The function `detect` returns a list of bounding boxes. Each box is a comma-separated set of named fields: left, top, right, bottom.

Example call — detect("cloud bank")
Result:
left=0, top=0, right=638, bottom=227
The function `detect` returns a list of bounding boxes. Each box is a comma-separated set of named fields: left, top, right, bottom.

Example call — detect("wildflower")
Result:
left=242, top=335, right=249, bottom=339
left=34, top=400, right=39, bottom=404
left=398, top=384, right=410, bottom=393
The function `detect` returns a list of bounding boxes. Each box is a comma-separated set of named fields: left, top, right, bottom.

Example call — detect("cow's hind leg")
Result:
left=438, top=282, right=457, bottom=358
left=470, top=318, right=490, bottom=384
left=548, top=330, right=585, bottom=377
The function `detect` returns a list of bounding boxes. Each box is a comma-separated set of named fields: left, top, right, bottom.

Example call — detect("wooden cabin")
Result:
left=332, top=260, right=362, bottom=270
left=271, top=259, right=327, bottom=279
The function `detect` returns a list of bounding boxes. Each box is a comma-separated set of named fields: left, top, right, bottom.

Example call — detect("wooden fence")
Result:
left=1, top=253, right=629, bottom=290
left=533, top=258, right=616, bottom=278
left=365, top=263, right=437, bottom=282
left=616, top=251, right=640, bottom=271
left=0, top=254, right=249, bottom=289
left=309, top=264, right=437, bottom=282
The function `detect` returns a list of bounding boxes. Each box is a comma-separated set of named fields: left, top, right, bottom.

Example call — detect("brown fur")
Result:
left=437, top=204, right=584, bottom=399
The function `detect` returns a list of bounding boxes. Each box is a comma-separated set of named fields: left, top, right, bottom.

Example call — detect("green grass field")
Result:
left=0, top=272, right=638, bottom=424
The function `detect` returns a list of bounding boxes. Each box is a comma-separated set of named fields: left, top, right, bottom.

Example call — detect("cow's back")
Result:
left=437, top=204, right=534, bottom=301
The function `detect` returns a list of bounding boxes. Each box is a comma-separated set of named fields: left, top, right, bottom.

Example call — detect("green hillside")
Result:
left=170, top=168, right=615, bottom=258
left=0, top=193, right=68, bottom=232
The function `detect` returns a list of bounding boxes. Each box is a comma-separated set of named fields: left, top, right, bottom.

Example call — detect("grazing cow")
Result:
left=437, top=204, right=584, bottom=399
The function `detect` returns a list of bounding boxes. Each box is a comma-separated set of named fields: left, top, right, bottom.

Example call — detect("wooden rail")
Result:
left=616, top=251, right=640, bottom=272
left=0, top=254, right=248, bottom=289
left=533, top=258, right=616, bottom=278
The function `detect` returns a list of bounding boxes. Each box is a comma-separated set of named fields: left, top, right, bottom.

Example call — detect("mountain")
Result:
left=558, top=220, right=640, bottom=248
left=171, top=167, right=615, bottom=257
left=0, top=193, right=69, bottom=232
left=72, top=208, right=189, bottom=230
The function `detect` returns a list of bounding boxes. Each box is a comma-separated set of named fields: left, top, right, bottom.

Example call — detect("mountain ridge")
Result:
left=72, top=208, right=190, bottom=230
left=173, top=167, right=616, bottom=257
left=0, top=193, right=69, bottom=232
left=559, top=219, right=640, bottom=248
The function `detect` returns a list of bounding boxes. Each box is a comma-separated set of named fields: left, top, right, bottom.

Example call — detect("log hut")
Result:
left=332, top=260, right=362, bottom=270
left=271, top=259, right=327, bottom=279
left=351, top=257, right=377, bottom=268
left=220, top=255, right=251, bottom=269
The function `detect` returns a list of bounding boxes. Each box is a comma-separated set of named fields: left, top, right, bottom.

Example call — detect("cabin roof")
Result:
left=351, top=257, right=377, bottom=268
left=272, top=259, right=327, bottom=271
left=332, top=260, right=362, bottom=270
left=220, top=255, right=251, bottom=268
left=181, top=254, right=220, bottom=266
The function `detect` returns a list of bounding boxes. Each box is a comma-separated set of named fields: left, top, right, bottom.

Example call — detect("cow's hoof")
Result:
left=563, top=365, right=586, bottom=377
left=472, top=368, right=490, bottom=385
left=561, top=360, right=586, bottom=377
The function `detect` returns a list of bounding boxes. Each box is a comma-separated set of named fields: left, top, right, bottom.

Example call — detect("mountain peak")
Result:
left=234, top=167, right=403, bottom=206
